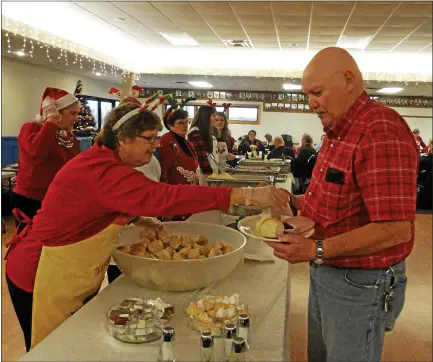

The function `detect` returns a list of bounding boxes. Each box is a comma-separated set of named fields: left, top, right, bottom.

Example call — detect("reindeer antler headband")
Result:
left=166, top=96, right=196, bottom=121
left=112, top=92, right=173, bottom=131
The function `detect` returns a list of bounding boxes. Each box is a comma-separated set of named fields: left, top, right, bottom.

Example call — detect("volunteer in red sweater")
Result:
left=13, top=87, right=79, bottom=232
left=5, top=99, right=289, bottom=351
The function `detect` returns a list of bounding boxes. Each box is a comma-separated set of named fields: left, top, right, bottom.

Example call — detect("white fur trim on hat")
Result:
left=55, top=93, right=79, bottom=110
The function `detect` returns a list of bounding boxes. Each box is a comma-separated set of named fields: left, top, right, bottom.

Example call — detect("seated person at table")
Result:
left=264, top=133, right=275, bottom=151
left=238, top=130, right=265, bottom=154
left=267, top=136, right=295, bottom=160
left=413, top=129, right=426, bottom=152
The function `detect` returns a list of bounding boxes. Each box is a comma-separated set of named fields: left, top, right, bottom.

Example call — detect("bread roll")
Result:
left=256, top=215, right=284, bottom=238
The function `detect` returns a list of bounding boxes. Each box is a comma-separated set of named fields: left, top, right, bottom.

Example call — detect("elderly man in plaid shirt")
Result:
left=267, top=47, right=418, bottom=362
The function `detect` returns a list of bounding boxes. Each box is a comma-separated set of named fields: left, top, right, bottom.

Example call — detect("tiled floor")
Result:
left=2, top=214, right=432, bottom=361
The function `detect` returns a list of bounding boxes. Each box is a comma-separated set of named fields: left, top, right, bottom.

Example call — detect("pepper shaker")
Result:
left=237, top=314, right=250, bottom=346
left=158, top=327, right=176, bottom=362
left=200, top=332, right=214, bottom=362
left=224, top=323, right=237, bottom=360
left=229, top=337, right=247, bottom=362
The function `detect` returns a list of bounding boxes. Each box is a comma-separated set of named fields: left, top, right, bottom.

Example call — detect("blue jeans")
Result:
left=308, top=261, right=407, bottom=362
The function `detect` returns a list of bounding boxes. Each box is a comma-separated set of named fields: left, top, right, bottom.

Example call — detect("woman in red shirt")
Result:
left=159, top=107, right=199, bottom=186
left=5, top=99, right=289, bottom=351
left=13, top=87, right=79, bottom=231
left=413, top=129, right=426, bottom=152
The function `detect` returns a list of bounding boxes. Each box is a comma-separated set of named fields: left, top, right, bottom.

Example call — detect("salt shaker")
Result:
left=200, top=332, right=214, bottom=362
left=237, top=314, right=250, bottom=346
left=229, top=337, right=247, bottom=362
left=157, top=327, right=176, bottom=362
left=224, top=323, right=237, bottom=360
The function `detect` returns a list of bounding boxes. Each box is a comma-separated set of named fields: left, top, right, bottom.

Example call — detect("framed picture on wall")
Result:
left=239, top=92, right=246, bottom=100
left=292, top=103, right=298, bottom=110
left=271, top=102, right=278, bottom=110
left=305, top=104, right=310, bottom=111
left=292, top=94, right=298, bottom=101
left=188, top=90, right=195, bottom=98
left=252, top=92, right=258, bottom=100
left=272, top=93, right=278, bottom=101
left=284, top=104, right=291, bottom=110
left=298, top=103, right=305, bottom=111
left=265, top=93, right=272, bottom=101
left=226, top=91, right=233, bottom=99
left=246, top=92, right=252, bottom=100
left=278, top=103, right=284, bottom=110
left=285, top=93, right=292, bottom=101
left=214, top=91, right=220, bottom=99
left=175, top=90, right=182, bottom=97
left=207, top=91, right=214, bottom=98
left=278, top=93, right=284, bottom=101
left=258, top=93, right=265, bottom=101
left=265, top=103, right=271, bottom=110
left=157, top=90, right=163, bottom=96
left=220, top=91, right=226, bottom=99
left=298, top=94, right=305, bottom=102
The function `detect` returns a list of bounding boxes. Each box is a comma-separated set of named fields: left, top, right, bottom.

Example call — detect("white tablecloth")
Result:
left=21, top=211, right=291, bottom=362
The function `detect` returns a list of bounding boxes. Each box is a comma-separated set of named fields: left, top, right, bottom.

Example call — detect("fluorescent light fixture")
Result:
left=95, top=72, right=102, bottom=76
left=337, top=35, right=372, bottom=50
left=283, top=84, right=302, bottom=90
left=188, top=81, right=213, bottom=88
left=377, top=87, right=403, bottom=94
left=114, top=17, right=125, bottom=22
left=159, top=32, right=199, bottom=46
left=15, top=50, right=26, bottom=57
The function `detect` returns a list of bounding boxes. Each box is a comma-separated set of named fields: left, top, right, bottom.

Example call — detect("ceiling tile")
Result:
left=189, top=1, right=233, bottom=16
left=309, top=42, right=338, bottom=49
left=248, top=34, right=278, bottom=41
left=350, top=2, right=399, bottom=17
left=421, top=44, right=432, bottom=52
left=403, top=36, right=433, bottom=45
left=312, top=2, right=354, bottom=17
left=270, top=2, right=312, bottom=16
left=279, top=34, right=308, bottom=42
left=277, top=25, right=310, bottom=34
left=386, top=16, right=430, bottom=27
left=236, top=15, right=274, bottom=26
left=393, top=2, right=432, bottom=17
left=230, top=2, right=272, bottom=15
left=312, top=16, right=349, bottom=26
left=280, top=41, right=308, bottom=49
left=274, top=15, right=311, bottom=26
left=243, top=25, right=276, bottom=33
left=369, top=36, right=402, bottom=44
left=393, top=43, right=430, bottom=51
left=343, top=27, right=380, bottom=37
left=309, top=26, right=343, bottom=35
left=348, top=16, right=390, bottom=27
left=310, top=34, right=340, bottom=42
left=377, top=27, right=420, bottom=37
left=365, top=42, right=395, bottom=50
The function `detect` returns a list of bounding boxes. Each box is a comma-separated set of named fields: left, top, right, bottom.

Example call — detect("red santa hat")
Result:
left=108, top=87, right=122, bottom=97
left=36, top=87, right=79, bottom=121
left=131, top=85, right=143, bottom=97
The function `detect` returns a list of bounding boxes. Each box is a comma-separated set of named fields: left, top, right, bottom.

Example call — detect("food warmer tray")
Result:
left=238, top=158, right=291, bottom=174
left=205, top=174, right=276, bottom=187
left=224, top=166, right=281, bottom=177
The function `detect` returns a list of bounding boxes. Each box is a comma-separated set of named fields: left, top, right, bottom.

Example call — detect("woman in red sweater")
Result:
left=159, top=107, right=199, bottom=186
left=5, top=100, right=289, bottom=351
left=13, top=87, right=79, bottom=231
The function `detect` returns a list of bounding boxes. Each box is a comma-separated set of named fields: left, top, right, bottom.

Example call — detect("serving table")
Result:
left=21, top=195, right=292, bottom=361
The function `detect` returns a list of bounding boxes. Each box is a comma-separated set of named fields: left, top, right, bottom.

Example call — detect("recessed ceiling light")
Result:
left=188, top=81, right=213, bottom=88
left=159, top=32, right=199, bottom=46
left=336, top=35, right=372, bottom=50
left=95, top=72, right=102, bottom=76
left=283, top=83, right=302, bottom=91
left=15, top=50, right=26, bottom=57
left=377, top=87, right=403, bottom=94
left=114, top=17, right=125, bottom=22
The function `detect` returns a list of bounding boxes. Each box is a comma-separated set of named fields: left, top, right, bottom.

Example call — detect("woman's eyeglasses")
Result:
left=174, top=120, right=189, bottom=127
left=136, top=135, right=161, bottom=144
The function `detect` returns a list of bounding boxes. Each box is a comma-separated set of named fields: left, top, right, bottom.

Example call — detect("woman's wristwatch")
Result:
left=309, top=240, right=324, bottom=267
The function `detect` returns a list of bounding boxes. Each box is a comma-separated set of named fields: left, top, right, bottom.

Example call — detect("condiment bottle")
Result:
left=200, top=332, right=214, bottom=362
left=157, top=327, right=176, bottom=362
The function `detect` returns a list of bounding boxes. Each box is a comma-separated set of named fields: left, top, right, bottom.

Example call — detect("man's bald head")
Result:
left=302, top=47, right=365, bottom=128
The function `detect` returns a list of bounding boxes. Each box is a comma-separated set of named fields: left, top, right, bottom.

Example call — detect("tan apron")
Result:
left=31, top=224, right=123, bottom=348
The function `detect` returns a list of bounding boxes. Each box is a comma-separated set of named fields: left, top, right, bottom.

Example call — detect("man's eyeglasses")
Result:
left=136, top=135, right=161, bottom=144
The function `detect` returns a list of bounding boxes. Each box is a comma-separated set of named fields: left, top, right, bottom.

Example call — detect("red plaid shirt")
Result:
left=188, top=129, right=213, bottom=174
left=301, top=92, right=419, bottom=269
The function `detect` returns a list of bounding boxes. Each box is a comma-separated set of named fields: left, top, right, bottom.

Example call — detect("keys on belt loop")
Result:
left=384, top=266, right=396, bottom=312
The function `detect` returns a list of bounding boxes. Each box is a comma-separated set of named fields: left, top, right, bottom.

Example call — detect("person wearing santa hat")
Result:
left=12, top=87, right=80, bottom=232
left=5, top=96, right=290, bottom=351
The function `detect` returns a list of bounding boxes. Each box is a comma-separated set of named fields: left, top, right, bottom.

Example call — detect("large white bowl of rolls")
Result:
left=112, top=222, right=246, bottom=292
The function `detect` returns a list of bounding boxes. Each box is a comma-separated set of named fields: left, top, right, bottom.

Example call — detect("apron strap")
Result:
left=4, top=208, right=33, bottom=259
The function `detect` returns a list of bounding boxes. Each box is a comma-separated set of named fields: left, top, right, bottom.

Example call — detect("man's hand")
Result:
left=227, top=153, right=236, bottom=161
left=266, top=235, right=316, bottom=264
left=134, top=217, right=164, bottom=231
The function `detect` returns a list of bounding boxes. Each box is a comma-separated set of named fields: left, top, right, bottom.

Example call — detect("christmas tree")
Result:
left=73, top=96, right=98, bottom=138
